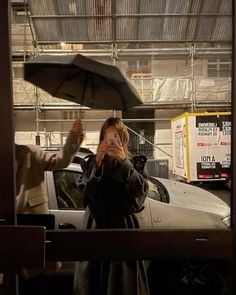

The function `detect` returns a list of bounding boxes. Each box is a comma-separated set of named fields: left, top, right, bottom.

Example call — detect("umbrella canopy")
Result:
left=24, top=54, right=143, bottom=111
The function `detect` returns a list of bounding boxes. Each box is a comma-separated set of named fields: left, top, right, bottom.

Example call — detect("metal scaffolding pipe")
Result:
left=13, top=101, right=231, bottom=111
left=34, top=39, right=231, bottom=44
left=12, top=47, right=232, bottom=60
left=29, top=13, right=231, bottom=18
left=27, top=118, right=172, bottom=123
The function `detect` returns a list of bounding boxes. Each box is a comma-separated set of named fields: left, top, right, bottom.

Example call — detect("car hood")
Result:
left=154, top=177, right=230, bottom=217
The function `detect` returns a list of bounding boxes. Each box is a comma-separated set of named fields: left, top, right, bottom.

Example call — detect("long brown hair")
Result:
left=99, top=117, right=130, bottom=157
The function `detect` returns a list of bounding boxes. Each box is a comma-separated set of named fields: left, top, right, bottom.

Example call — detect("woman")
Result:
left=74, top=117, right=149, bottom=295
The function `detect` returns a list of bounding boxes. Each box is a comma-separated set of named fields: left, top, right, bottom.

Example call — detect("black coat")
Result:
left=74, top=155, right=150, bottom=295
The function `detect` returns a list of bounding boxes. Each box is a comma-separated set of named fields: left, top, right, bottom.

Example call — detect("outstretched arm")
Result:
left=35, top=118, right=85, bottom=171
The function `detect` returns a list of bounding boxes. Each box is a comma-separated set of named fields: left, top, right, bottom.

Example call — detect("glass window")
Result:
left=127, top=60, right=151, bottom=78
left=148, top=178, right=170, bottom=203
left=53, top=170, right=84, bottom=210
left=208, top=58, right=231, bottom=77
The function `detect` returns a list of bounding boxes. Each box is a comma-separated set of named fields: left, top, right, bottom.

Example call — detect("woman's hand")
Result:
left=71, top=119, right=85, bottom=142
left=71, top=119, right=83, bottom=135
left=106, top=138, right=126, bottom=162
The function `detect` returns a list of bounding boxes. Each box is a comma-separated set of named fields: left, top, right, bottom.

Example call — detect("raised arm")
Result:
left=35, top=118, right=84, bottom=171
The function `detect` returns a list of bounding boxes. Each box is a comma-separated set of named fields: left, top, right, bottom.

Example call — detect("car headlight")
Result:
left=222, top=215, right=231, bottom=227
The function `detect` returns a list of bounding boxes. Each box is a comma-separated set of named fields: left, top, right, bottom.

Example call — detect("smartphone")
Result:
left=106, top=132, right=119, bottom=145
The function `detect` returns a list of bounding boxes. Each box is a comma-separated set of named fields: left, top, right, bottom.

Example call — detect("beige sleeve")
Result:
left=35, top=130, right=83, bottom=171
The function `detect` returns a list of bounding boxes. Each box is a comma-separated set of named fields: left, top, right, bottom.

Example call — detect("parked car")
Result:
left=46, top=163, right=230, bottom=230
left=44, top=158, right=230, bottom=294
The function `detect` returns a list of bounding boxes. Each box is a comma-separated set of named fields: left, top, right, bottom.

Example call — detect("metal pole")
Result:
left=34, top=87, right=41, bottom=145
left=190, top=43, right=197, bottom=112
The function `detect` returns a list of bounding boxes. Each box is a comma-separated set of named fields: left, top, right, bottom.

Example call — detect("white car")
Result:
left=45, top=163, right=230, bottom=231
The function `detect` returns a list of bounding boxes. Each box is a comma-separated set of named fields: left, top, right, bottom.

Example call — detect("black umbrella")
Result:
left=24, top=54, right=143, bottom=111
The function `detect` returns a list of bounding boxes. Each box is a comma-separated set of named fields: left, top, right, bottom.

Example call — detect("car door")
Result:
left=46, top=168, right=85, bottom=229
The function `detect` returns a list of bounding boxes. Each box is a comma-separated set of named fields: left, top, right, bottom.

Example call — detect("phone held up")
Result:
left=106, top=132, right=119, bottom=145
